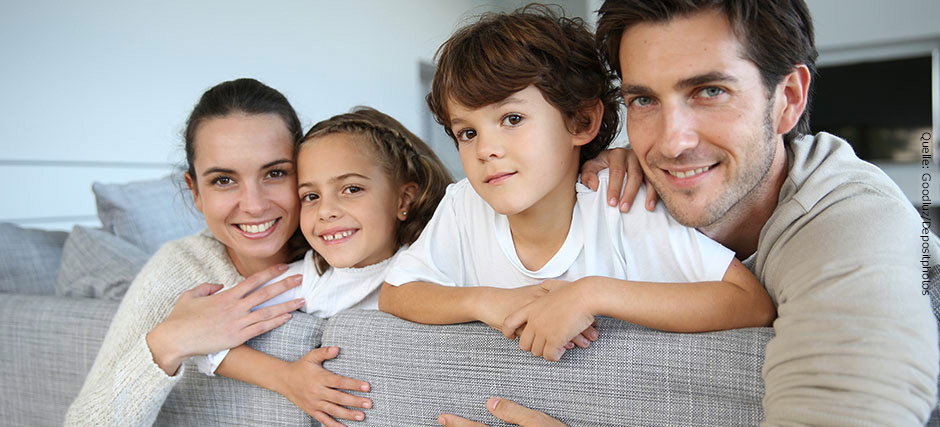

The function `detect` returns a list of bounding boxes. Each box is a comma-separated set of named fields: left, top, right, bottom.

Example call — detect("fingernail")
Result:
left=361, top=383, right=370, bottom=392
left=363, top=400, right=372, bottom=409
left=438, top=415, right=447, bottom=425
left=621, top=201, right=631, bottom=211
left=591, top=331, right=598, bottom=340
left=355, top=413, right=364, bottom=421
left=647, top=200, right=655, bottom=211
left=292, top=275, right=302, bottom=284
left=294, top=298, right=305, bottom=306
left=608, top=197, right=617, bottom=206
left=278, top=264, right=289, bottom=271
left=488, top=398, right=500, bottom=411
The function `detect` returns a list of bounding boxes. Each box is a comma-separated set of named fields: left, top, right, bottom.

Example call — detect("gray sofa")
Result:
left=0, top=175, right=936, bottom=426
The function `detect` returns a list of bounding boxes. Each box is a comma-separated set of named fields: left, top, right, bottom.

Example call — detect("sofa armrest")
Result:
left=322, top=310, right=773, bottom=426
left=0, top=293, right=120, bottom=427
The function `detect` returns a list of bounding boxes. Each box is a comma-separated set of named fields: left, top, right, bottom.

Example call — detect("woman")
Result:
left=65, top=78, right=371, bottom=426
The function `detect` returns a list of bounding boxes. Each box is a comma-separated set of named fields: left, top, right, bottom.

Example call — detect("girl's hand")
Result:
left=580, top=147, right=659, bottom=213
left=276, top=346, right=372, bottom=426
left=147, top=263, right=305, bottom=375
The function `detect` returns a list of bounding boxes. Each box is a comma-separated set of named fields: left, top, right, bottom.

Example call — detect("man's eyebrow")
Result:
left=620, top=72, right=739, bottom=96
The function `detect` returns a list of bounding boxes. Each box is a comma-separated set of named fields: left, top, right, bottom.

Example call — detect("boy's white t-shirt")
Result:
left=385, top=170, right=734, bottom=288
left=194, top=248, right=402, bottom=375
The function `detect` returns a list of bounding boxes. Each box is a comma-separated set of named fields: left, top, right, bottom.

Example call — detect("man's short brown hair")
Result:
left=596, top=0, right=818, bottom=143
left=427, top=4, right=620, bottom=164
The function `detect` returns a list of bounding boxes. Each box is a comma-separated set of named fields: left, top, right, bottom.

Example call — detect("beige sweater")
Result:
left=65, top=230, right=243, bottom=427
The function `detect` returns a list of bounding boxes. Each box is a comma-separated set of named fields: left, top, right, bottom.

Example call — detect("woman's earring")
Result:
left=401, top=210, right=408, bottom=217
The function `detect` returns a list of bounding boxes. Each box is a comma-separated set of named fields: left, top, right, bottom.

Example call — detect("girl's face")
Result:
left=297, top=133, right=413, bottom=268
left=185, top=113, right=299, bottom=277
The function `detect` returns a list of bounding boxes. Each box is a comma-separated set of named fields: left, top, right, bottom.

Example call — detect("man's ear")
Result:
left=397, top=182, right=419, bottom=221
left=184, top=172, right=203, bottom=214
left=572, top=99, right=604, bottom=147
left=774, top=64, right=811, bottom=136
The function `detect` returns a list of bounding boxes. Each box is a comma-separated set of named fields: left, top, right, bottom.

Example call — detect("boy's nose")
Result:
left=475, top=133, right=504, bottom=161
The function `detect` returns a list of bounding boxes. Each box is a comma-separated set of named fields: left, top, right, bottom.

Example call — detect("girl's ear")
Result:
left=397, top=182, right=420, bottom=221
left=184, top=172, right=203, bottom=213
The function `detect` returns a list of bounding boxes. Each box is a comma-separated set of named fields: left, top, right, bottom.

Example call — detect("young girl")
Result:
left=198, top=106, right=453, bottom=425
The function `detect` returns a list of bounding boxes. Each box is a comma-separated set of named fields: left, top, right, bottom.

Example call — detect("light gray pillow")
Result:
left=55, top=226, right=151, bottom=300
left=0, top=222, right=68, bottom=295
left=93, top=173, right=205, bottom=255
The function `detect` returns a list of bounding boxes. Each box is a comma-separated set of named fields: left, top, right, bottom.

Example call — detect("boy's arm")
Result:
left=379, top=281, right=549, bottom=331
left=503, top=258, right=775, bottom=361
left=216, top=345, right=373, bottom=426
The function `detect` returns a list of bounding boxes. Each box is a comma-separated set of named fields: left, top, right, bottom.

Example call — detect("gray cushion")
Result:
left=322, top=310, right=772, bottom=426
left=0, top=222, right=68, bottom=295
left=157, top=311, right=325, bottom=426
left=93, top=174, right=205, bottom=255
left=55, top=226, right=150, bottom=300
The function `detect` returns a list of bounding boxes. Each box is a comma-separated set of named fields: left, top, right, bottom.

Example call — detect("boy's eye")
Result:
left=300, top=192, right=319, bottom=203
left=456, top=128, right=477, bottom=142
left=501, top=114, right=523, bottom=126
left=342, top=185, right=363, bottom=195
left=211, top=176, right=233, bottom=186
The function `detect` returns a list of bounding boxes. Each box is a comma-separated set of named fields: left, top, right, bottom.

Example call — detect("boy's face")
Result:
left=618, top=9, right=785, bottom=228
left=447, top=85, right=588, bottom=217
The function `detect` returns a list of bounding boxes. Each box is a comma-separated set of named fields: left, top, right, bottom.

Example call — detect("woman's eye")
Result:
left=300, top=193, right=319, bottom=203
left=342, top=185, right=363, bottom=195
left=456, top=128, right=476, bottom=142
left=502, top=114, right=523, bottom=126
left=267, top=169, right=287, bottom=179
left=211, top=176, right=233, bottom=186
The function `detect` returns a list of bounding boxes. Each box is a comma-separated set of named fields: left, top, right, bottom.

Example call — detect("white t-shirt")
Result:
left=385, top=170, right=733, bottom=288
left=195, top=248, right=401, bottom=375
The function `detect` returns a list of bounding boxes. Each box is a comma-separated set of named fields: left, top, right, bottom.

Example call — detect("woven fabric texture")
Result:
left=56, top=226, right=150, bottom=300
left=0, top=223, right=68, bottom=295
left=322, top=310, right=772, bottom=426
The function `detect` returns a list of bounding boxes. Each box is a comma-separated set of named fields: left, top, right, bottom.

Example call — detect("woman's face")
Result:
left=185, top=113, right=299, bottom=276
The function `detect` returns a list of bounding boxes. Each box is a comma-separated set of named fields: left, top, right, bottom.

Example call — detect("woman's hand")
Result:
left=146, top=263, right=305, bottom=375
left=580, top=147, right=659, bottom=212
left=275, top=346, right=372, bottom=427
left=438, top=398, right=566, bottom=427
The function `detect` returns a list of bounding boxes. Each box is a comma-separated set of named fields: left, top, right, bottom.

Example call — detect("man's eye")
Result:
left=630, top=96, right=653, bottom=107
left=699, top=87, right=725, bottom=98
left=456, top=128, right=477, bottom=142
left=502, top=114, right=523, bottom=126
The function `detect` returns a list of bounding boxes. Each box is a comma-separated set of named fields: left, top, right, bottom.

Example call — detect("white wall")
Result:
left=0, top=0, right=586, bottom=229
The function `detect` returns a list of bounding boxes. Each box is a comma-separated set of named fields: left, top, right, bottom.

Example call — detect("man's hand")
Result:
left=438, top=398, right=567, bottom=426
left=502, top=279, right=598, bottom=361
left=580, top=147, right=659, bottom=212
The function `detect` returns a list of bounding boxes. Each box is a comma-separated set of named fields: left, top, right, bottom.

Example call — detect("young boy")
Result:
left=378, top=5, right=775, bottom=362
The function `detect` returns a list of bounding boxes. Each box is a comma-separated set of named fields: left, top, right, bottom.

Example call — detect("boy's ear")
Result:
left=571, top=100, right=604, bottom=147
left=397, top=182, right=420, bottom=221
left=184, top=172, right=203, bottom=214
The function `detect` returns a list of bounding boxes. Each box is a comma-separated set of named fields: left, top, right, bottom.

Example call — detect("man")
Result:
left=442, top=1, right=938, bottom=425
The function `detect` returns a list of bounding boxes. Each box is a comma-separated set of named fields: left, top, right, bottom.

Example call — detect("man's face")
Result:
left=618, top=9, right=782, bottom=228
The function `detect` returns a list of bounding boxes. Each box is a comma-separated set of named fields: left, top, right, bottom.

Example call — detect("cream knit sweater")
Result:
left=65, top=230, right=243, bottom=427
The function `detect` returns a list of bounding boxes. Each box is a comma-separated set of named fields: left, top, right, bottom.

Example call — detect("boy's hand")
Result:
left=477, top=285, right=548, bottom=332
left=501, top=279, right=598, bottom=361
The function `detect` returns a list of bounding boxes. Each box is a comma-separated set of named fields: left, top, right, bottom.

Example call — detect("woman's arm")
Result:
left=502, top=258, right=776, bottom=361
